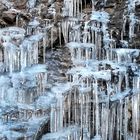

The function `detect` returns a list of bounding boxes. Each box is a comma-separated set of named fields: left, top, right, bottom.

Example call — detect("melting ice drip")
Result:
left=45, top=5, right=140, bottom=140
left=0, top=26, right=49, bottom=139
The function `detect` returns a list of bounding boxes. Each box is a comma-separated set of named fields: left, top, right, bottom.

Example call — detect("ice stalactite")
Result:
left=27, top=18, right=40, bottom=35
left=62, top=18, right=79, bottom=44
left=94, top=80, right=99, bottom=137
left=61, top=20, right=70, bottom=44
left=50, top=25, right=54, bottom=49
left=124, top=97, right=129, bottom=140
left=131, top=76, right=140, bottom=140
left=129, top=13, right=136, bottom=39
left=91, top=0, right=95, bottom=11
left=63, top=0, right=74, bottom=17
left=43, top=33, right=47, bottom=63
left=49, top=83, right=82, bottom=139
left=122, top=15, right=127, bottom=40
left=126, top=0, right=140, bottom=41
left=63, top=0, right=81, bottom=17
left=20, top=34, right=44, bottom=70
left=16, top=14, right=19, bottom=27
left=69, top=24, right=81, bottom=42
left=90, top=11, right=110, bottom=60
left=58, top=22, right=62, bottom=47
left=82, top=21, right=91, bottom=43
left=67, top=42, right=96, bottom=66
left=50, top=103, right=56, bottom=132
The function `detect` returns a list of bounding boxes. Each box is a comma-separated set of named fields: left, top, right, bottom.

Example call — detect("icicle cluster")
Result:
left=45, top=4, right=140, bottom=140
left=122, top=0, right=140, bottom=40
left=0, top=25, right=49, bottom=138
left=63, top=0, right=81, bottom=17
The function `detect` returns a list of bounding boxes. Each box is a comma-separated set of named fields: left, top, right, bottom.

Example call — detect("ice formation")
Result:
left=0, top=0, right=140, bottom=140
left=43, top=1, right=140, bottom=140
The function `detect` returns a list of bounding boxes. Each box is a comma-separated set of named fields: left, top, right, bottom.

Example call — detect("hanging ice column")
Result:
left=63, top=0, right=81, bottom=17
left=50, top=83, right=73, bottom=132
left=67, top=42, right=96, bottom=66
left=61, top=17, right=80, bottom=44
left=90, top=11, right=111, bottom=60
left=126, top=0, right=140, bottom=40
left=62, top=0, right=84, bottom=44
left=69, top=22, right=81, bottom=43
left=3, top=43, right=19, bottom=74
left=66, top=65, right=95, bottom=139
left=66, top=64, right=113, bottom=139
left=0, top=27, right=25, bottom=73
left=82, top=21, right=91, bottom=43
left=0, top=27, right=25, bottom=45
left=112, top=48, right=140, bottom=63
left=131, top=74, right=140, bottom=140
left=27, top=18, right=40, bottom=35
left=92, top=70, right=111, bottom=140
left=20, top=33, right=44, bottom=70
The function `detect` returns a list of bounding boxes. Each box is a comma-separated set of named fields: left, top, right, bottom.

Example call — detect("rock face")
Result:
left=14, top=0, right=27, bottom=9
left=0, top=19, right=7, bottom=27
left=0, top=2, right=8, bottom=15
left=2, top=11, right=16, bottom=23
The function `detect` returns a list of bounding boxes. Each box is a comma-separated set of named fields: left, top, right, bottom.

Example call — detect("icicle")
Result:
left=77, top=0, right=80, bottom=17
left=64, top=0, right=80, bottom=17
left=58, top=22, right=62, bottom=47
left=59, top=92, right=63, bottom=129
left=61, top=20, right=69, bottom=43
left=129, top=13, right=136, bottom=39
left=16, top=13, right=19, bottom=27
left=119, top=100, right=123, bottom=140
left=91, top=0, right=95, bottom=11
left=68, top=92, right=71, bottom=125
left=122, top=15, right=127, bottom=38
left=124, top=97, right=129, bottom=140
left=63, top=0, right=73, bottom=17
left=131, top=77, right=140, bottom=140
left=83, top=21, right=90, bottom=43
left=74, top=88, right=77, bottom=124
left=94, top=80, right=99, bottom=136
left=80, top=92, right=83, bottom=137
left=116, top=103, right=120, bottom=140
